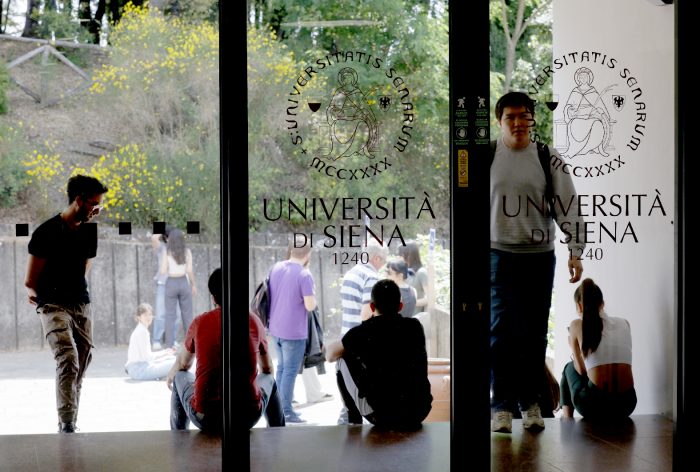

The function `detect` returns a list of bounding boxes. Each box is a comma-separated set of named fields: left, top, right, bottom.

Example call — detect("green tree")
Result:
left=0, top=58, right=9, bottom=114
left=490, top=0, right=553, bottom=143
left=490, top=0, right=551, bottom=93
left=247, top=0, right=450, bottom=238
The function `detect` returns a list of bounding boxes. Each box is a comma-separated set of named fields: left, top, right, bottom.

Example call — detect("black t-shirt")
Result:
left=28, top=214, right=97, bottom=307
left=342, top=313, right=433, bottom=428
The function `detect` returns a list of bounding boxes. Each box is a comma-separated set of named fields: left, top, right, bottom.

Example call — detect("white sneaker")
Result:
left=491, top=410, right=513, bottom=433
left=521, top=404, right=545, bottom=431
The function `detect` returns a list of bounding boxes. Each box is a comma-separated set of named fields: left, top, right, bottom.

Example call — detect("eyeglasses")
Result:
left=83, top=197, right=103, bottom=210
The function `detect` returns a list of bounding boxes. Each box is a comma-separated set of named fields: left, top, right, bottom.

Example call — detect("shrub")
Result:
left=0, top=59, right=9, bottom=115
left=83, top=3, right=219, bottom=236
left=0, top=122, right=31, bottom=207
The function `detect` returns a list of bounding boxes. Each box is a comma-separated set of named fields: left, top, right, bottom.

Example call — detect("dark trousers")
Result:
left=560, top=361, right=637, bottom=419
left=490, top=249, right=555, bottom=413
left=164, top=276, right=193, bottom=348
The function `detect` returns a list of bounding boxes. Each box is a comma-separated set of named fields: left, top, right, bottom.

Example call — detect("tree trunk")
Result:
left=504, top=43, right=515, bottom=93
left=0, top=0, right=5, bottom=34
left=79, top=0, right=101, bottom=43
left=499, top=0, right=551, bottom=94
left=109, top=0, right=122, bottom=25
left=22, top=0, right=39, bottom=37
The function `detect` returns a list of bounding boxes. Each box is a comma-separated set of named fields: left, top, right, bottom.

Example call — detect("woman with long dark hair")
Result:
left=160, top=229, right=197, bottom=348
left=386, top=258, right=417, bottom=318
left=560, top=278, right=636, bottom=419
left=398, top=240, right=428, bottom=315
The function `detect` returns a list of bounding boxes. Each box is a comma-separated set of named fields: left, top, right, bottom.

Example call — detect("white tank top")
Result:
left=167, top=251, right=189, bottom=277
left=583, top=313, right=632, bottom=370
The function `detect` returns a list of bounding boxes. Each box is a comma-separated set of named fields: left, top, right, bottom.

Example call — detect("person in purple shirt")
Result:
left=267, top=235, right=317, bottom=423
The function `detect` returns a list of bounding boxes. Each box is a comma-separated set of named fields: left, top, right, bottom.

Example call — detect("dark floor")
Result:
left=0, top=430, right=222, bottom=472
left=491, top=415, right=673, bottom=472
left=250, top=421, right=450, bottom=472
left=0, top=415, right=672, bottom=471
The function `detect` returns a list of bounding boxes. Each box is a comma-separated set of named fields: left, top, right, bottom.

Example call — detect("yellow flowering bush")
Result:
left=90, top=3, right=219, bottom=141
left=3, top=4, right=219, bottom=233
left=19, top=142, right=218, bottom=232
left=71, top=144, right=219, bottom=231
left=82, top=3, right=219, bottom=235
left=22, top=149, right=65, bottom=203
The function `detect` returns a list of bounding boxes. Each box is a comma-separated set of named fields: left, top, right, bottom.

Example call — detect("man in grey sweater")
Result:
left=490, top=91, right=586, bottom=434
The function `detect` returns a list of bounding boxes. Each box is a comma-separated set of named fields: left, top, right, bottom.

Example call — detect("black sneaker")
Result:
left=58, top=422, right=77, bottom=433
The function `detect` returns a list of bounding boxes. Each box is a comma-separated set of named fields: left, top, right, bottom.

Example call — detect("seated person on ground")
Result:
left=166, top=268, right=224, bottom=433
left=560, top=278, right=636, bottom=419
left=326, top=279, right=433, bottom=430
left=248, top=309, right=286, bottom=428
left=125, top=303, right=176, bottom=381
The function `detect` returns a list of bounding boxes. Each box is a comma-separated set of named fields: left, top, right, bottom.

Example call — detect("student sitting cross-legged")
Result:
left=325, top=279, right=433, bottom=431
left=125, top=303, right=176, bottom=381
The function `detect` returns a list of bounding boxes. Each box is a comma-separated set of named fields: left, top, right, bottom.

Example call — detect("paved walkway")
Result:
left=0, top=347, right=344, bottom=435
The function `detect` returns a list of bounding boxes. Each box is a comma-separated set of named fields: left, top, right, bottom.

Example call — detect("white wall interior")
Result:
left=544, top=0, right=675, bottom=416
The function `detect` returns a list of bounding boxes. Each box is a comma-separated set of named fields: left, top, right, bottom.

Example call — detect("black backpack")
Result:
left=250, top=274, right=271, bottom=328
left=490, top=140, right=555, bottom=218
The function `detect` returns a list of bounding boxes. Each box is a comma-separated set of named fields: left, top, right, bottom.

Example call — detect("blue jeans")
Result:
left=272, top=336, right=307, bottom=417
left=170, top=371, right=221, bottom=433
left=490, top=249, right=555, bottom=413
left=249, top=373, right=286, bottom=428
left=126, top=357, right=175, bottom=381
left=152, top=283, right=166, bottom=345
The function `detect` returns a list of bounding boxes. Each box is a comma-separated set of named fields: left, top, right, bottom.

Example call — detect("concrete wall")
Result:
left=0, top=235, right=220, bottom=351
left=0, top=232, right=445, bottom=371
left=1, top=231, right=397, bottom=351
left=551, top=0, right=675, bottom=415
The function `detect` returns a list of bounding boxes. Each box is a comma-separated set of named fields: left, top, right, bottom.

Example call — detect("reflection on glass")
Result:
left=247, top=1, right=450, bottom=431
left=0, top=4, right=220, bottom=435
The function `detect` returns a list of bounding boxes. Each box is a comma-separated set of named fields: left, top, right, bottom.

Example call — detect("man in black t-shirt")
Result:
left=24, top=175, right=108, bottom=433
left=326, top=279, right=433, bottom=430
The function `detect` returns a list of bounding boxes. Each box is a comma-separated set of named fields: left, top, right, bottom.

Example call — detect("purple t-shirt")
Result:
left=268, top=260, right=315, bottom=340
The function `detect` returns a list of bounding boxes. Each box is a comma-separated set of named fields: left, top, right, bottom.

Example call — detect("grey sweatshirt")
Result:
left=490, top=138, right=587, bottom=254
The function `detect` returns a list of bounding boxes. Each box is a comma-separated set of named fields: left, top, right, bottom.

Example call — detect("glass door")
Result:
left=0, top=3, right=219, bottom=436
left=246, top=0, right=451, bottom=428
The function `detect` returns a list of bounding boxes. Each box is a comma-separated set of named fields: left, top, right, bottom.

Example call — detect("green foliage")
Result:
left=490, top=71, right=505, bottom=139
left=0, top=121, right=31, bottom=207
left=32, top=8, right=93, bottom=43
left=489, top=0, right=553, bottom=144
left=159, top=0, right=219, bottom=23
left=0, top=59, right=9, bottom=114
left=247, top=1, right=450, bottom=238
left=84, top=4, right=219, bottom=236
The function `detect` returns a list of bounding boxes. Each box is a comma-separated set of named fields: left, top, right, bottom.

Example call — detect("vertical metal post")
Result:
left=450, top=1, right=491, bottom=470
left=221, top=1, right=250, bottom=471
